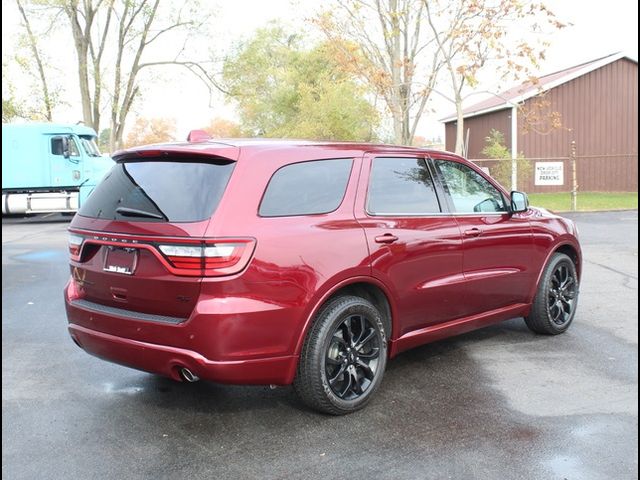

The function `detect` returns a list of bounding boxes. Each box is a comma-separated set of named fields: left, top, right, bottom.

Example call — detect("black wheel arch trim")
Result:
left=294, top=275, right=397, bottom=358
left=529, top=241, right=582, bottom=303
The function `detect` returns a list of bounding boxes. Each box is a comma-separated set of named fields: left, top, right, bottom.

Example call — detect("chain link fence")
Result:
left=470, top=153, right=638, bottom=195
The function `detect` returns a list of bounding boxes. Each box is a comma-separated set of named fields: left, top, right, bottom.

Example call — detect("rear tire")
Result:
left=294, top=295, right=388, bottom=415
left=525, top=253, right=579, bottom=335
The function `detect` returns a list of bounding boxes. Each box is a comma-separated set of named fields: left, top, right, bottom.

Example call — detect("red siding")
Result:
left=520, top=58, right=638, bottom=158
left=444, top=108, right=512, bottom=157
left=444, top=58, right=638, bottom=192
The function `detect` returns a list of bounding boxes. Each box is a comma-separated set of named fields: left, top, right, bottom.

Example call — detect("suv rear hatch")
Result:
left=68, top=150, right=240, bottom=320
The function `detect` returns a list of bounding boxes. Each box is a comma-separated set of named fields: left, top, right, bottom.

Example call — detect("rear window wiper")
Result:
left=115, top=207, right=165, bottom=220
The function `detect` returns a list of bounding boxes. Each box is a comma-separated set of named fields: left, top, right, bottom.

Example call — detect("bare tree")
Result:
left=316, top=0, right=442, bottom=145
left=16, top=0, right=55, bottom=120
left=49, top=0, right=216, bottom=150
left=108, top=0, right=161, bottom=150
left=62, top=0, right=104, bottom=130
left=424, top=0, right=565, bottom=154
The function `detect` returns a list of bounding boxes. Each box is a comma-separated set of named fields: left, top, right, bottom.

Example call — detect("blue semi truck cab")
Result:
left=2, top=123, right=114, bottom=215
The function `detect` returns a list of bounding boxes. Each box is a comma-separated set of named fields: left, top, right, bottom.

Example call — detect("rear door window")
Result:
left=259, top=158, right=353, bottom=217
left=367, top=157, right=441, bottom=215
left=78, top=160, right=235, bottom=222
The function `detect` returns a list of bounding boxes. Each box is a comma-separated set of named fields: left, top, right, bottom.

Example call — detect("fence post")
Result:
left=510, top=105, right=518, bottom=191
left=570, top=141, right=578, bottom=211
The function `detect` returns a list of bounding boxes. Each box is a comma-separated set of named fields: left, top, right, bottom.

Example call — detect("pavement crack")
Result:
left=623, top=276, right=637, bottom=290
left=584, top=259, right=638, bottom=281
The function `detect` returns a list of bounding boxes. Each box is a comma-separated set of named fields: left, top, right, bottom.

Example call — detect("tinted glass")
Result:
left=434, top=160, right=506, bottom=213
left=367, top=157, right=441, bottom=215
left=51, top=137, right=64, bottom=155
left=259, top=159, right=352, bottom=217
left=79, top=160, right=235, bottom=222
left=51, top=137, right=80, bottom=156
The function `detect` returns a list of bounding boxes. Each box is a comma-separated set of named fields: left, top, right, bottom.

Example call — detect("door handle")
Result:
left=463, top=228, right=483, bottom=237
left=374, top=234, right=399, bottom=244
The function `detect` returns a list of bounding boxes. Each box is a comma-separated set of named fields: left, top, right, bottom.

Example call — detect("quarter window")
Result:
left=69, top=139, right=80, bottom=156
left=434, top=160, right=506, bottom=213
left=259, top=158, right=353, bottom=217
left=367, top=157, right=441, bottom=215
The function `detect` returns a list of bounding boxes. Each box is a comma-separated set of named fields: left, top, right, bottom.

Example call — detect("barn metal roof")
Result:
left=440, top=52, right=638, bottom=123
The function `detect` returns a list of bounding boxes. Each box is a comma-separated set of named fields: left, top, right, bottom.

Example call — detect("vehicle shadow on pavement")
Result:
left=121, top=318, right=539, bottom=407
left=126, top=318, right=539, bottom=417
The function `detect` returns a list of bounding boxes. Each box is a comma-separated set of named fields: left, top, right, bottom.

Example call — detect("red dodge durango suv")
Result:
left=65, top=134, right=581, bottom=414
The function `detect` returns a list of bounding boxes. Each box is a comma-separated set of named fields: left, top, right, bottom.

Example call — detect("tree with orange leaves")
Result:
left=424, top=0, right=566, bottom=154
left=203, top=118, right=243, bottom=138
left=315, top=0, right=440, bottom=146
left=124, top=117, right=176, bottom=148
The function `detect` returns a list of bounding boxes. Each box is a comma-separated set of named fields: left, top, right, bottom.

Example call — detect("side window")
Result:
left=367, top=157, right=441, bottom=215
left=51, top=136, right=80, bottom=157
left=434, top=160, right=506, bottom=213
left=259, top=158, right=352, bottom=217
left=51, top=137, right=64, bottom=155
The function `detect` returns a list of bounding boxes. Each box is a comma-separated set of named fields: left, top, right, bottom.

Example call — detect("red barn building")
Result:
left=441, top=52, right=638, bottom=193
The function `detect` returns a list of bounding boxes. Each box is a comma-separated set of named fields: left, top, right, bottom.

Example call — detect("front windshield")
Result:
left=79, top=136, right=101, bottom=157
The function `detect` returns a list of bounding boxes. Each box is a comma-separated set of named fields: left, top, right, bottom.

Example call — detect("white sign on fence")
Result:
left=535, top=162, right=564, bottom=186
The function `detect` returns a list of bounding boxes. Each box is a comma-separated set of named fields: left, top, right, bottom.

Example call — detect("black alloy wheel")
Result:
left=525, top=252, right=579, bottom=335
left=295, top=295, right=388, bottom=415
left=547, top=262, right=578, bottom=326
left=325, top=314, right=381, bottom=400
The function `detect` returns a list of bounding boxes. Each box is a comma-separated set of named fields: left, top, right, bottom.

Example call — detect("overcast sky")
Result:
left=2, top=0, right=638, bottom=143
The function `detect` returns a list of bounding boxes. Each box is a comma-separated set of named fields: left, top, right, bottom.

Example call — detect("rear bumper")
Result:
left=64, top=279, right=300, bottom=385
left=68, top=324, right=298, bottom=385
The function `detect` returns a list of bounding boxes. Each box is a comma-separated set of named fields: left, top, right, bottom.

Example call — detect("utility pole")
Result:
left=510, top=105, right=518, bottom=191
left=570, top=140, right=578, bottom=211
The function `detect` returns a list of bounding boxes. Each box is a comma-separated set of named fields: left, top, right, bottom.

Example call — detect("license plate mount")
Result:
left=103, top=246, right=138, bottom=275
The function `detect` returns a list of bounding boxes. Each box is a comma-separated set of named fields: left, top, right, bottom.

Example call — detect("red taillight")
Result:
left=68, top=233, right=84, bottom=260
left=158, top=240, right=254, bottom=276
left=66, top=229, right=255, bottom=277
left=158, top=245, right=203, bottom=269
left=203, top=244, right=244, bottom=269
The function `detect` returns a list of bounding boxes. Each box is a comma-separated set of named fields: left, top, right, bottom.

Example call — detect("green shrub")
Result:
left=480, top=129, right=532, bottom=189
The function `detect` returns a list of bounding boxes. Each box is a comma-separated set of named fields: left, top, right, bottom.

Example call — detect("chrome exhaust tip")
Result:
left=180, top=368, right=200, bottom=383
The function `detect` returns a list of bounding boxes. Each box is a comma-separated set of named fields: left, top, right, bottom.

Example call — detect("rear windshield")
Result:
left=78, top=160, right=235, bottom=222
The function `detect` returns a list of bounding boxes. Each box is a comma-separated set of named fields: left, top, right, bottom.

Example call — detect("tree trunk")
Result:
left=16, top=0, right=53, bottom=121
left=392, top=112, right=403, bottom=144
left=389, top=0, right=404, bottom=144
left=65, top=3, right=95, bottom=129
left=77, top=44, right=94, bottom=128
left=401, top=85, right=411, bottom=145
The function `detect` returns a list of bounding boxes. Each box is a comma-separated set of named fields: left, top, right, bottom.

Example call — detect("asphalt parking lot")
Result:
left=2, top=210, right=638, bottom=480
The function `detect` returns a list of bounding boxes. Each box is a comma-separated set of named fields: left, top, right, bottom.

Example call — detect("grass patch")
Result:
left=528, top=192, right=638, bottom=212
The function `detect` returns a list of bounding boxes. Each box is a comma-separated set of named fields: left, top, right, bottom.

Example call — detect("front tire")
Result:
left=294, top=295, right=388, bottom=415
left=525, top=253, right=579, bottom=334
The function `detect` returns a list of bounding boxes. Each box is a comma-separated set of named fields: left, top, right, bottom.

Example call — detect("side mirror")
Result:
left=510, top=191, right=529, bottom=213
left=62, top=136, right=70, bottom=158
